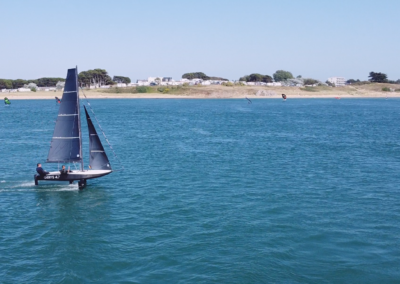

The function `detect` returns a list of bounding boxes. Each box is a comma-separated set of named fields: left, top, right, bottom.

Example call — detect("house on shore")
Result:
left=328, top=77, right=346, bottom=87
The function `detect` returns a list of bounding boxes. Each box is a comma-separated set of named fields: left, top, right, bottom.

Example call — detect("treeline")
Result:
left=182, top=72, right=228, bottom=81
left=78, top=69, right=113, bottom=88
left=78, top=69, right=131, bottom=87
left=239, top=74, right=273, bottom=83
left=240, top=70, right=294, bottom=83
left=0, top=77, right=65, bottom=89
left=347, top=72, right=400, bottom=85
left=113, top=76, right=131, bottom=84
left=0, top=69, right=132, bottom=90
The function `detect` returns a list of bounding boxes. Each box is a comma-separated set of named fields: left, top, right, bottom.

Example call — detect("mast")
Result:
left=76, top=66, right=84, bottom=171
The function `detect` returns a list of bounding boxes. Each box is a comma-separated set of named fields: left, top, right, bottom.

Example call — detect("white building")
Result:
left=136, top=80, right=150, bottom=86
left=266, top=82, right=282, bottom=87
left=18, top=88, right=31, bottom=92
left=327, top=77, right=346, bottom=87
left=148, top=77, right=163, bottom=83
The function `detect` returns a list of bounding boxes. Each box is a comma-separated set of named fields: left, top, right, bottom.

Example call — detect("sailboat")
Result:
left=34, top=67, right=112, bottom=189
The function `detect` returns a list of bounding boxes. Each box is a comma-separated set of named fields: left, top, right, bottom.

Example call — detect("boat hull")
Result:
left=35, top=170, right=112, bottom=182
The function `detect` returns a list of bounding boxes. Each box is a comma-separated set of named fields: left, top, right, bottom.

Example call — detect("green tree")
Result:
left=303, top=79, right=318, bottom=85
left=368, top=72, right=388, bottom=83
left=249, top=73, right=263, bottom=82
left=182, top=72, right=209, bottom=80
left=273, top=70, right=294, bottom=82
left=36, top=77, right=65, bottom=87
left=12, top=79, right=27, bottom=89
left=326, top=80, right=335, bottom=87
left=239, top=73, right=272, bottom=83
left=261, top=75, right=273, bottom=83
left=78, top=71, right=91, bottom=87
left=0, top=79, right=13, bottom=89
left=209, top=76, right=228, bottom=81
left=346, top=79, right=360, bottom=84
left=78, top=69, right=113, bottom=88
left=113, top=76, right=131, bottom=84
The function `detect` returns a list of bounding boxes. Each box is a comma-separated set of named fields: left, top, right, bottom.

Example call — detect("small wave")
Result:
left=235, top=107, right=253, bottom=112
left=10, top=182, right=36, bottom=188
left=176, top=142, right=207, bottom=153
left=191, top=128, right=211, bottom=135
left=1, top=180, right=5, bottom=183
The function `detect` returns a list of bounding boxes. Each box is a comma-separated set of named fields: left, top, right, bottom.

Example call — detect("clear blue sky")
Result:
left=1, top=0, right=399, bottom=82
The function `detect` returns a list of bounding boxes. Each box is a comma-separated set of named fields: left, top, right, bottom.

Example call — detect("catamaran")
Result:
left=34, top=67, right=112, bottom=189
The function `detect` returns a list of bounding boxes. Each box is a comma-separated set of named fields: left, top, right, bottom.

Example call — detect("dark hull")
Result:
left=34, top=170, right=112, bottom=188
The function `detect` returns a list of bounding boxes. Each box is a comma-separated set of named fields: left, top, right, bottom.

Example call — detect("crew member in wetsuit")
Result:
left=60, top=165, right=72, bottom=174
left=36, top=163, right=49, bottom=176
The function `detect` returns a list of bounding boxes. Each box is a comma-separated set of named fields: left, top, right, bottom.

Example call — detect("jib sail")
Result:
left=84, top=106, right=111, bottom=170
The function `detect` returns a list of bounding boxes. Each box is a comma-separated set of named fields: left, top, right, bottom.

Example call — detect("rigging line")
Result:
left=79, top=87, right=124, bottom=171
left=68, top=98, right=78, bottom=166
left=73, top=162, right=79, bottom=171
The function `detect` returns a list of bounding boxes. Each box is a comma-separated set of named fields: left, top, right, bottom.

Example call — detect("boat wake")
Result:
left=191, top=128, right=211, bottom=135
left=36, top=184, right=79, bottom=192
left=0, top=181, right=79, bottom=192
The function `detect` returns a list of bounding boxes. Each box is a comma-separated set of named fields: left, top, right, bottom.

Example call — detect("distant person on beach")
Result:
left=60, top=165, right=72, bottom=174
left=36, top=163, right=49, bottom=176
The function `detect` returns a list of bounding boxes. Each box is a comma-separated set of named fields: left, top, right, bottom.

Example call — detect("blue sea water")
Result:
left=1, top=99, right=400, bottom=283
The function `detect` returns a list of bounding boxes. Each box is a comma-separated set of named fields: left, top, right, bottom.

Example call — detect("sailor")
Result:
left=36, top=163, right=49, bottom=176
left=60, top=165, right=72, bottom=174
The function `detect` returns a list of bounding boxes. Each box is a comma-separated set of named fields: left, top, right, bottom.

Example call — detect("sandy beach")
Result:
left=4, top=84, right=399, bottom=100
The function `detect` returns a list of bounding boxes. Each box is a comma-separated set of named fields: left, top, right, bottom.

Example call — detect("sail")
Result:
left=4, top=97, right=10, bottom=105
left=84, top=106, right=111, bottom=170
left=47, top=68, right=82, bottom=163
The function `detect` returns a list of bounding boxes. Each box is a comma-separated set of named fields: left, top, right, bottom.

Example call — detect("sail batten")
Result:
left=84, top=106, right=112, bottom=170
left=53, top=137, right=80, bottom=139
left=47, top=68, right=82, bottom=164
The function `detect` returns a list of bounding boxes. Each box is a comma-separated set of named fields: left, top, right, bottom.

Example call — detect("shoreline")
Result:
left=5, top=93, right=398, bottom=100
left=3, top=85, right=399, bottom=100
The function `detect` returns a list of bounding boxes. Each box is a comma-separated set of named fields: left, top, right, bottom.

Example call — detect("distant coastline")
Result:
left=3, top=83, right=400, bottom=100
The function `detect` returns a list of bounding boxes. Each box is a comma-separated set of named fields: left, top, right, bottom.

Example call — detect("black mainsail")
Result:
left=47, top=68, right=83, bottom=168
left=84, top=106, right=112, bottom=170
